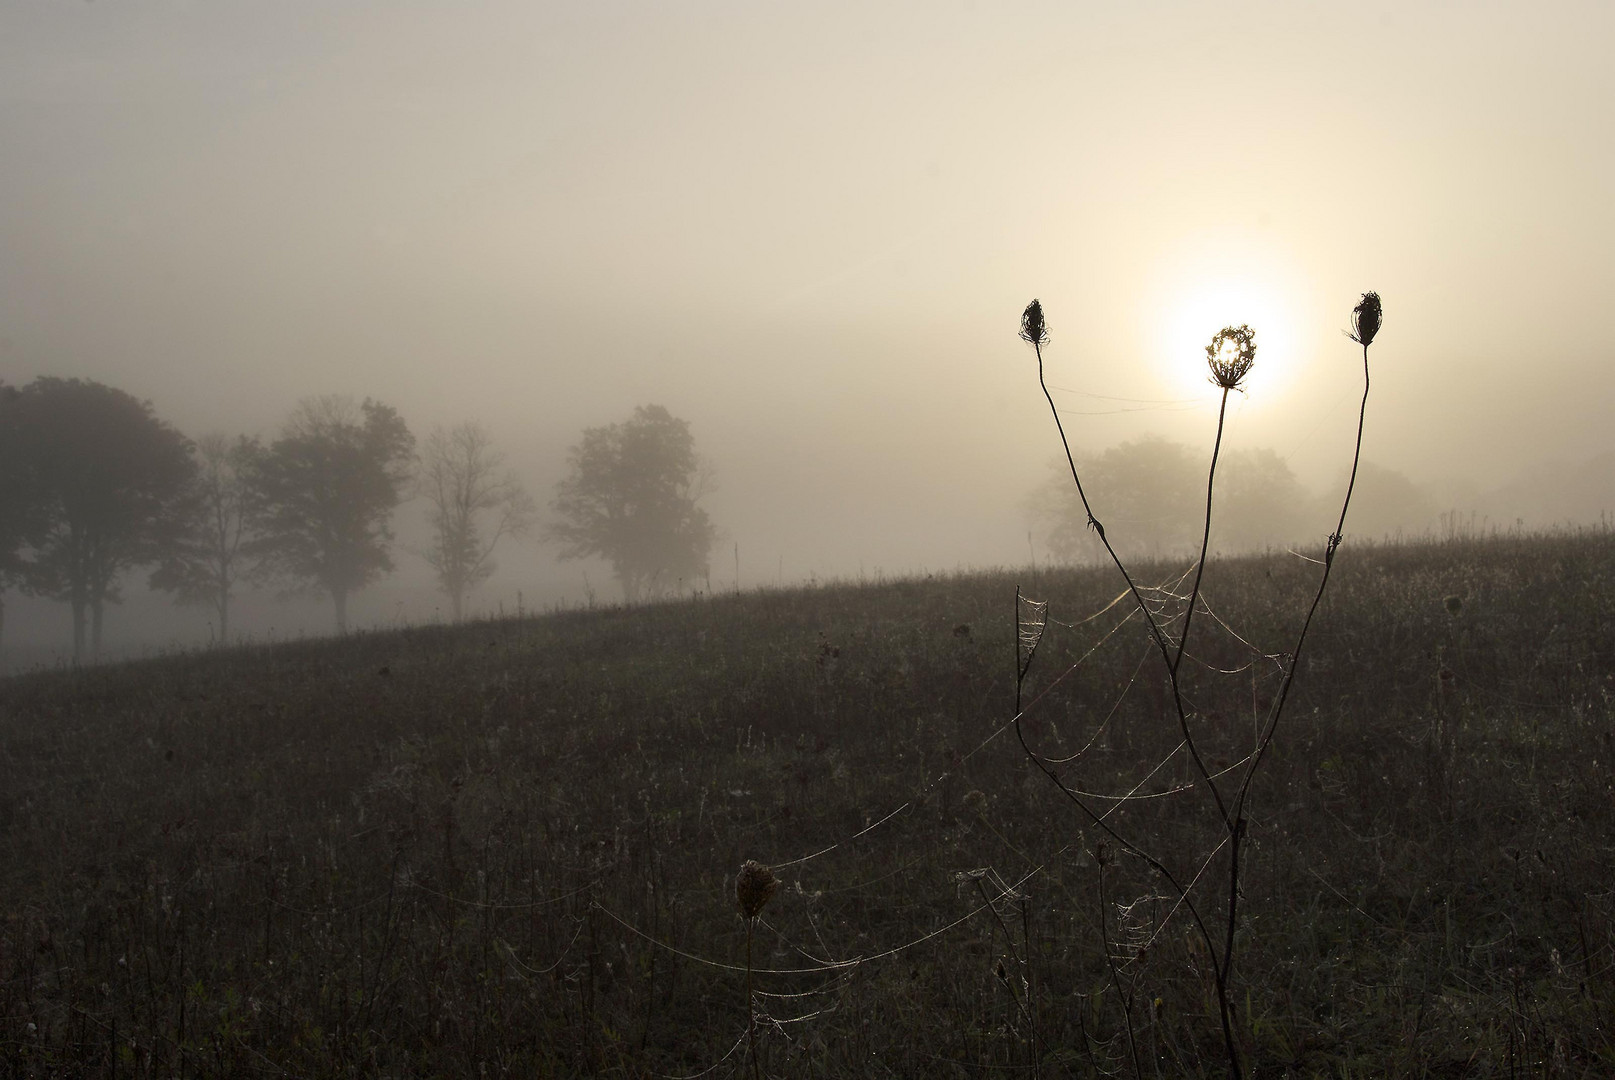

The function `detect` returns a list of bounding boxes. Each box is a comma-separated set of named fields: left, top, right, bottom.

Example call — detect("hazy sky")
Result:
left=3, top=0, right=1613, bottom=626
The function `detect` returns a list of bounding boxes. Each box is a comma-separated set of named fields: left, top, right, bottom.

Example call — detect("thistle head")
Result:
left=1350, top=291, right=1382, bottom=347
left=735, top=860, right=779, bottom=920
left=1019, top=299, right=1049, bottom=346
left=1205, top=324, right=1257, bottom=390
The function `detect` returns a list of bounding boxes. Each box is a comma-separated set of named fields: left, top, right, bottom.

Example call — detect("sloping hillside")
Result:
left=3, top=532, right=1615, bottom=1076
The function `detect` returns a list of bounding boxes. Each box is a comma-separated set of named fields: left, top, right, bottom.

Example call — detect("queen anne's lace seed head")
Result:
left=1019, top=299, right=1049, bottom=347
left=1205, top=325, right=1257, bottom=390
left=735, top=860, right=779, bottom=920
left=1351, top=292, right=1383, bottom=347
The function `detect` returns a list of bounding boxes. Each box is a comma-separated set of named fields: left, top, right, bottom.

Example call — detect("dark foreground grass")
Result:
left=3, top=531, right=1615, bottom=1077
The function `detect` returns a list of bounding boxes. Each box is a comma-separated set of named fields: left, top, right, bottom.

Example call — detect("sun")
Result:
left=1140, top=237, right=1308, bottom=403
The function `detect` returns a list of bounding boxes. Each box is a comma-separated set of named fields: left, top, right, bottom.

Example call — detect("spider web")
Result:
left=526, top=557, right=1304, bottom=1076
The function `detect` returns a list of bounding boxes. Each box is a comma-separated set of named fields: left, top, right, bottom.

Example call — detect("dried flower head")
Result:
left=962, top=789, right=988, bottom=817
left=735, top=860, right=779, bottom=920
left=1205, top=325, right=1257, bottom=390
left=1350, top=291, right=1382, bottom=347
left=1019, top=299, right=1049, bottom=346
left=1443, top=594, right=1464, bottom=617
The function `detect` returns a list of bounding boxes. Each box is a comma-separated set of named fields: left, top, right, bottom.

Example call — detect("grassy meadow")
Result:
left=3, top=530, right=1615, bottom=1077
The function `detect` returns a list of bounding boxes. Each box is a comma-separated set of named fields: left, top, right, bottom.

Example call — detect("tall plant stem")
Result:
left=1012, top=710, right=1236, bottom=1074
left=1234, top=341, right=1372, bottom=814
left=746, top=919, right=760, bottom=1080
left=1175, top=387, right=1231, bottom=679
left=1033, top=343, right=1227, bottom=821
left=1171, top=386, right=1235, bottom=820
left=1210, top=344, right=1370, bottom=1078
left=1031, top=340, right=1242, bottom=1068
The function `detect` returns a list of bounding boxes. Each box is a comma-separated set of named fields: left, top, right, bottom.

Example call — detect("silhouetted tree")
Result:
left=1035, top=437, right=1314, bottom=563
left=550, top=404, right=716, bottom=602
left=1213, top=447, right=1309, bottom=552
left=0, top=381, right=41, bottom=659
left=1323, top=461, right=1438, bottom=540
left=6, top=378, right=197, bottom=661
left=151, top=433, right=260, bottom=643
left=418, top=421, right=534, bottom=622
left=1039, top=436, right=1201, bottom=563
left=247, top=396, right=415, bottom=633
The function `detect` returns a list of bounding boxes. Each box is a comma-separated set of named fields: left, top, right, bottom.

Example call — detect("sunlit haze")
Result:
left=3, top=0, right=1613, bottom=658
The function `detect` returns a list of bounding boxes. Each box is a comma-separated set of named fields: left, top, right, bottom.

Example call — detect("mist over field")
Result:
left=3, top=1, right=1613, bottom=665
left=11, top=9, right=1615, bottom=1072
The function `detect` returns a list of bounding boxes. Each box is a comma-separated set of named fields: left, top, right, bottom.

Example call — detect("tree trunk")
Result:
left=91, top=596, right=104, bottom=661
left=71, top=590, right=87, bottom=664
left=217, top=591, right=230, bottom=645
left=449, top=588, right=463, bottom=623
left=333, top=588, right=349, bottom=635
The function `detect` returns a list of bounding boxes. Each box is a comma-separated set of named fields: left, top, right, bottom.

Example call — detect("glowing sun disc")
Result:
left=1142, top=240, right=1307, bottom=403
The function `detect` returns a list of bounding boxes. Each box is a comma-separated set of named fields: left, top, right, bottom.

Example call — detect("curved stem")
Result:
left=1175, top=387, right=1231, bottom=678
left=1012, top=718, right=1224, bottom=975
left=1169, top=387, right=1234, bottom=822
left=1035, top=343, right=1228, bottom=822
left=1235, top=342, right=1371, bottom=814
left=1031, top=338, right=1246, bottom=1075
left=746, top=919, right=760, bottom=1080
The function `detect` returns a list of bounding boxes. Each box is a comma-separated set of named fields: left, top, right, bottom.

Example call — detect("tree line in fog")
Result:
left=1028, top=434, right=1442, bottom=564
left=0, top=379, right=714, bottom=663
left=1, top=378, right=1453, bottom=666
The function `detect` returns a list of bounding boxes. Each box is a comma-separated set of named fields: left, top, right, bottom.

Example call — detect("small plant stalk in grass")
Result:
left=735, top=860, right=779, bottom=1080
left=1016, top=295, right=1380, bottom=1077
left=1095, top=842, right=1143, bottom=1080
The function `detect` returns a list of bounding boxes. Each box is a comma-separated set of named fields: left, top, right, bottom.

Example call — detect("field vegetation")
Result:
left=3, top=529, right=1615, bottom=1076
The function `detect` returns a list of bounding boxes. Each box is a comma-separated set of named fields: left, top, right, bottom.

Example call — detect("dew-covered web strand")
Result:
left=1011, top=703, right=1225, bottom=981
left=767, top=587, right=1143, bottom=874
left=1044, top=382, right=1205, bottom=415
left=654, top=1028, right=749, bottom=1080
left=595, top=863, right=1047, bottom=979
left=621, top=863, right=1062, bottom=1079
left=615, top=571, right=1256, bottom=1078
left=1010, top=565, right=1277, bottom=812
left=1032, top=335, right=1230, bottom=830
left=1008, top=588, right=1239, bottom=996
left=1037, top=639, right=1153, bottom=766
left=589, top=583, right=1177, bottom=1022
left=622, top=541, right=1282, bottom=1071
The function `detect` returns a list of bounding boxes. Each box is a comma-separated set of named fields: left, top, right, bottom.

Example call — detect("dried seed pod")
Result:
left=735, top=860, right=779, bottom=920
left=1205, top=324, right=1257, bottom=390
left=1019, top=299, right=1049, bottom=346
left=1351, top=291, right=1382, bottom=347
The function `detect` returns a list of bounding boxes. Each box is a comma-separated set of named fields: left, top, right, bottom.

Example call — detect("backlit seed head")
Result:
left=962, top=789, right=988, bottom=817
left=735, top=860, right=779, bottom=920
left=1205, top=325, right=1257, bottom=390
left=1351, top=292, right=1383, bottom=347
left=1019, top=299, right=1049, bottom=346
